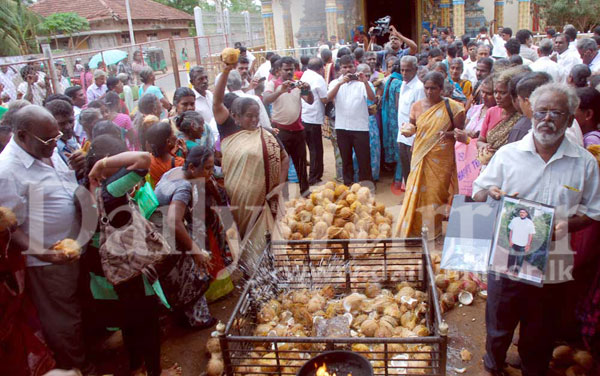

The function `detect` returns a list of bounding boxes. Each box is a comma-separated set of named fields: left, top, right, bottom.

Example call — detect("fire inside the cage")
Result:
left=315, top=362, right=352, bottom=376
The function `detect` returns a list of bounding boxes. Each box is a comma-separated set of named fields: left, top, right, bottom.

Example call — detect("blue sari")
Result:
left=381, top=72, right=403, bottom=181
left=353, top=82, right=381, bottom=181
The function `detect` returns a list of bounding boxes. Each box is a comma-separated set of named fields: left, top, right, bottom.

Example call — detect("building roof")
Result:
left=29, top=0, right=194, bottom=22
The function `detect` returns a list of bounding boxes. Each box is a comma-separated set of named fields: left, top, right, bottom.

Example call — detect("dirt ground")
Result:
left=94, top=137, right=522, bottom=375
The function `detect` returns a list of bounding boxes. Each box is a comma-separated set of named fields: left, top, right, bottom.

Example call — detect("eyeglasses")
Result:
left=27, top=130, right=63, bottom=145
left=533, top=111, right=566, bottom=121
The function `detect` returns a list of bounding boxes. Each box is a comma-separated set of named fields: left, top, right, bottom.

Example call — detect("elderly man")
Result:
left=474, top=83, right=600, bottom=376
left=396, top=55, right=425, bottom=189
left=553, top=33, right=582, bottom=82
left=577, top=38, right=600, bottom=74
left=529, top=39, right=562, bottom=82
left=300, top=57, right=329, bottom=185
left=189, top=66, right=217, bottom=143
left=86, top=69, right=107, bottom=102
left=226, top=70, right=271, bottom=130
left=0, top=105, right=87, bottom=370
left=264, top=56, right=314, bottom=195
left=477, top=44, right=492, bottom=60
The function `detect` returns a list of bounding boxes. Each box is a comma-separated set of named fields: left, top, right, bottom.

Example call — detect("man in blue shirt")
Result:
left=371, top=25, right=418, bottom=70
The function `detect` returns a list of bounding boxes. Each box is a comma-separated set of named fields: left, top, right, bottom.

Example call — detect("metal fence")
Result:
left=198, top=10, right=265, bottom=48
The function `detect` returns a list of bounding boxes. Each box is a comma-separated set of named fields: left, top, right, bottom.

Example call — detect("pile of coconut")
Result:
left=549, top=345, right=594, bottom=376
left=434, top=268, right=483, bottom=313
left=222, top=282, right=436, bottom=375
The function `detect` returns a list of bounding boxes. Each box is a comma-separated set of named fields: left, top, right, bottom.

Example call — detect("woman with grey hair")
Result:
left=138, top=66, right=172, bottom=115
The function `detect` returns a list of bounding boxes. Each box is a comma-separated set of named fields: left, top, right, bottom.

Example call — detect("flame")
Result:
left=314, top=363, right=352, bottom=376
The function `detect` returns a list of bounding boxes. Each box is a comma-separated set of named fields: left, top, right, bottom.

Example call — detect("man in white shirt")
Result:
left=529, top=39, right=562, bottom=82
left=17, top=65, right=48, bottom=106
left=507, top=208, right=536, bottom=274
left=236, top=56, right=260, bottom=95
left=0, top=65, right=18, bottom=102
left=226, top=70, right=271, bottom=130
left=0, top=105, right=87, bottom=369
left=488, top=21, right=512, bottom=59
left=474, top=83, right=600, bottom=376
left=301, top=57, right=329, bottom=185
left=397, top=55, right=425, bottom=187
left=254, top=52, right=275, bottom=80
left=553, top=34, right=582, bottom=81
left=189, top=66, right=217, bottom=143
left=563, top=24, right=579, bottom=54
left=85, top=69, right=107, bottom=102
left=577, top=38, right=600, bottom=74
left=327, top=54, right=376, bottom=185
left=461, top=41, right=479, bottom=84
left=64, top=85, right=87, bottom=142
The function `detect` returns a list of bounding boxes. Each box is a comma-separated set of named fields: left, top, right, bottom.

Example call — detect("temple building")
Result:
left=260, top=0, right=539, bottom=50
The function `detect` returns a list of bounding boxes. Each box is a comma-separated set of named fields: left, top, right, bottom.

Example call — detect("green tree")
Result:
left=0, top=0, right=41, bottom=56
left=40, top=12, right=90, bottom=50
left=533, top=0, right=600, bottom=33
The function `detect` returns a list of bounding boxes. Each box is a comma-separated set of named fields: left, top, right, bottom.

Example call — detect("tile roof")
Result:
left=29, top=0, right=194, bottom=22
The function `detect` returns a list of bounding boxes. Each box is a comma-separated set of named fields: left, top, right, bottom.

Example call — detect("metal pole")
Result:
left=168, top=38, right=181, bottom=88
left=125, top=0, right=136, bottom=45
left=41, top=43, right=58, bottom=95
left=194, top=6, right=207, bottom=66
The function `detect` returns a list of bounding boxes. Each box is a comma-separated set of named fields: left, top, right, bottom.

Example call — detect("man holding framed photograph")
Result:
left=473, top=83, right=600, bottom=376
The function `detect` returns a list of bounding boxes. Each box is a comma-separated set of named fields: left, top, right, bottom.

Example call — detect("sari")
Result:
left=353, top=82, right=380, bottom=181
left=395, top=99, right=465, bottom=239
left=478, top=109, right=521, bottom=165
left=222, top=127, right=284, bottom=265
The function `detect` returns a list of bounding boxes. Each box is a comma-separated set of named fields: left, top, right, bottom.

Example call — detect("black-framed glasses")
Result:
left=533, top=110, right=566, bottom=121
left=27, top=130, right=63, bottom=146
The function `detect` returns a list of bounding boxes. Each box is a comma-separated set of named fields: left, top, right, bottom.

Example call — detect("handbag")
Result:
left=96, top=187, right=174, bottom=285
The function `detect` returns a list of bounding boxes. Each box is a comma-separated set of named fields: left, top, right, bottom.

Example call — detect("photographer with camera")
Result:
left=327, top=55, right=376, bottom=186
left=369, top=18, right=418, bottom=71
left=263, top=56, right=314, bottom=195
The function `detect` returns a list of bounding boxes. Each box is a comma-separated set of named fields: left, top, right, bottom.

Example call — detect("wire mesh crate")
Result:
left=220, top=233, right=448, bottom=376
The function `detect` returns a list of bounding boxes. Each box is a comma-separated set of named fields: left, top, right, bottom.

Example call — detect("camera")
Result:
left=369, top=16, right=391, bottom=37
left=290, top=81, right=303, bottom=89
left=347, top=74, right=359, bottom=81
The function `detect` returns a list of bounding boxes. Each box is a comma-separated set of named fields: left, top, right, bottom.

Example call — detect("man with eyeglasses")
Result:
left=0, top=105, right=87, bottom=370
left=473, top=83, right=600, bottom=376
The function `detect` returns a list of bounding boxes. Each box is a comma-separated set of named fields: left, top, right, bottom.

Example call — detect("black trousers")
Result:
left=303, top=122, right=324, bottom=184
left=278, top=128, right=309, bottom=194
left=336, top=129, right=372, bottom=185
left=508, top=244, right=526, bottom=271
left=398, top=142, right=412, bottom=184
left=484, top=275, right=573, bottom=376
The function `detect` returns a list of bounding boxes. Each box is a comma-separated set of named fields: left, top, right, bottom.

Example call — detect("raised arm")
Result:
left=390, top=25, right=418, bottom=55
left=88, top=151, right=151, bottom=183
left=213, top=64, right=235, bottom=125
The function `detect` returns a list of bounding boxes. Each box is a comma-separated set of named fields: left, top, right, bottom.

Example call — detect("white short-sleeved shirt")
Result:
left=473, top=132, right=600, bottom=283
left=0, top=139, right=79, bottom=267
left=529, top=56, right=563, bottom=83
left=508, top=217, right=536, bottom=247
left=328, top=79, right=369, bottom=132
left=193, top=88, right=215, bottom=125
left=557, top=49, right=582, bottom=82
left=301, top=69, right=327, bottom=124
left=461, top=58, right=478, bottom=84
left=397, top=76, right=425, bottom=145
left=491, top=34, right=508, bottom=58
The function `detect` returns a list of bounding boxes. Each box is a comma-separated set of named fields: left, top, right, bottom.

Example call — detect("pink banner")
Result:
left=455, top=138, right=482, bottom=196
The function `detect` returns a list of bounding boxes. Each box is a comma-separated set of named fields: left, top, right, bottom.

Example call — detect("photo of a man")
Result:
left=507, top=208, right=535, bottom=274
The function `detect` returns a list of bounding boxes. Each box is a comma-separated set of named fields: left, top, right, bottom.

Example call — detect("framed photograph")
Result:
left=488, top=196, right=555, bottom=287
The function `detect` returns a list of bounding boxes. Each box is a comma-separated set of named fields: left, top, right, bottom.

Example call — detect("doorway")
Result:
left=364, top=0, right=418, bottom=45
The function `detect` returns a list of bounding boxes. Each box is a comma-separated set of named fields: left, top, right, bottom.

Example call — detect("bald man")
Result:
left=0, top=105, right=86, bottom=369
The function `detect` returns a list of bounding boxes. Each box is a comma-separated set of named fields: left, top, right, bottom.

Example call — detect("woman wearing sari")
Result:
left=353, top=64, right=380, bottom=181
left=381, top=59, right=403, bottom=183
left=477, top=69, right=521, bottom=166
left=395, top=72, right=465, bottom=239
left=213, top=63, right=289, bottom=265
left=454, top=76, right=496, bottom=196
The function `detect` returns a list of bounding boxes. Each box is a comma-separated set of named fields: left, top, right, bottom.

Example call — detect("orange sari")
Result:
left=395, top=99, right=464, bottom=239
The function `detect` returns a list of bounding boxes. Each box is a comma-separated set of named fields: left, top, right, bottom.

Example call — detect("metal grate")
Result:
left=220, top=234, right=448, bottom=376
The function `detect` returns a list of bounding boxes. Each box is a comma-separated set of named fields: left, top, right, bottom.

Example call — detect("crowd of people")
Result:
left=1, top=21, right=600, bottom=376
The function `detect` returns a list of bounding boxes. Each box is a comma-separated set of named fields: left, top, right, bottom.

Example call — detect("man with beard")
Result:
left=473, top=83, right=600, bottom=376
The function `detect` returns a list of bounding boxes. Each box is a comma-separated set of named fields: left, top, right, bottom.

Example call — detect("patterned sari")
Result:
left=222, top=127, right=284, bottom=265
left=478, top=111, right=520, bottom=165
left=395, top=99, right=464, bottom=239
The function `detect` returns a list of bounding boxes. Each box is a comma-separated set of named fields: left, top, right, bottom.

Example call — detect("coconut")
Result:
left=364, top=282, right=382, bottom=298
left=352, top=314, right=369, bottom=329
left=565, top=365, right=587, bottom=376
left=350, top=183, right=361, bottom=193
left=397, top=286, right=416, bottom=299
left=553, top=345, right=574, bottom=366
left=380, top=315, right=398, bottom=328
left=307, top=295, right=326, bottom=313
left=291, top=290, right=310, bottom=304
left=573, top=349, right=593, bottom=370
left=383, top=303, right=402, bottom=320
left=220, top=47, right=240, bottom=64
left=343, top=293, right=367, bottom=312
left=206, top=337, right=221, bottom=354
left=322, top=212, right=334, bottom=226
left=412, top=324, right=429, bottom=337
left=440, top=293, right=456, bottom=312
left=446, top=281, right=462, bottom=297
left=375, top=325, right=393, bottom=338
left=207, top=355, right=224, bottom=376
left=360, top=319, right=379, bottom=337
left=461, top=279, right=478, bottom=294
left=458, top=291, right=473, bottom=305
left=434, top=274, right=449, bottom=290
left=258, top=306, right=277, bottom=323
left=320, top=285, right=335, bottom=299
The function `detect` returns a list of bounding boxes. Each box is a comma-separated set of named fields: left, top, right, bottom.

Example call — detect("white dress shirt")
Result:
left=86, top=83, right=107, bottom=102
left=519, top=45, right=538, bottom=62
left=301, top=69, right=327, bottom=124
left=328, top=79, right=369, bottom=132
left=193, top=88, right=214, bottom=125
left=231, top=89, right=271, bottom=130
left=569, top=40, right=578, bottom=54
left=491, top=35, right=508, bottom=58
left=529, top=56, right=563, bottom=83
left=557, top=49, right=582, bottom=82
left=72, top=105, right=85, bottom=142
left=397, top=76, right=425, bottom=145
left=461, top=58, right=478, bottom=84
left=588, top=52, right=600, bottom=74
left=0, top=139, right=79, bottom=267
left=473, top=133, right=600, bottom=283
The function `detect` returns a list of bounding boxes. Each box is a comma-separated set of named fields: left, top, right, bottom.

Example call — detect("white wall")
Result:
left=480, top=0, right=519, bottom=32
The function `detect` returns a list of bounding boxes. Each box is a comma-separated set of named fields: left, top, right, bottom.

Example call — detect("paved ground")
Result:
left=93, top=136, right=516, bottom=375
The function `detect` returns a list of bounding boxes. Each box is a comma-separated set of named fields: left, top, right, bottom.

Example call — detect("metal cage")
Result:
left=220, top=233, right=448, bottom=376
